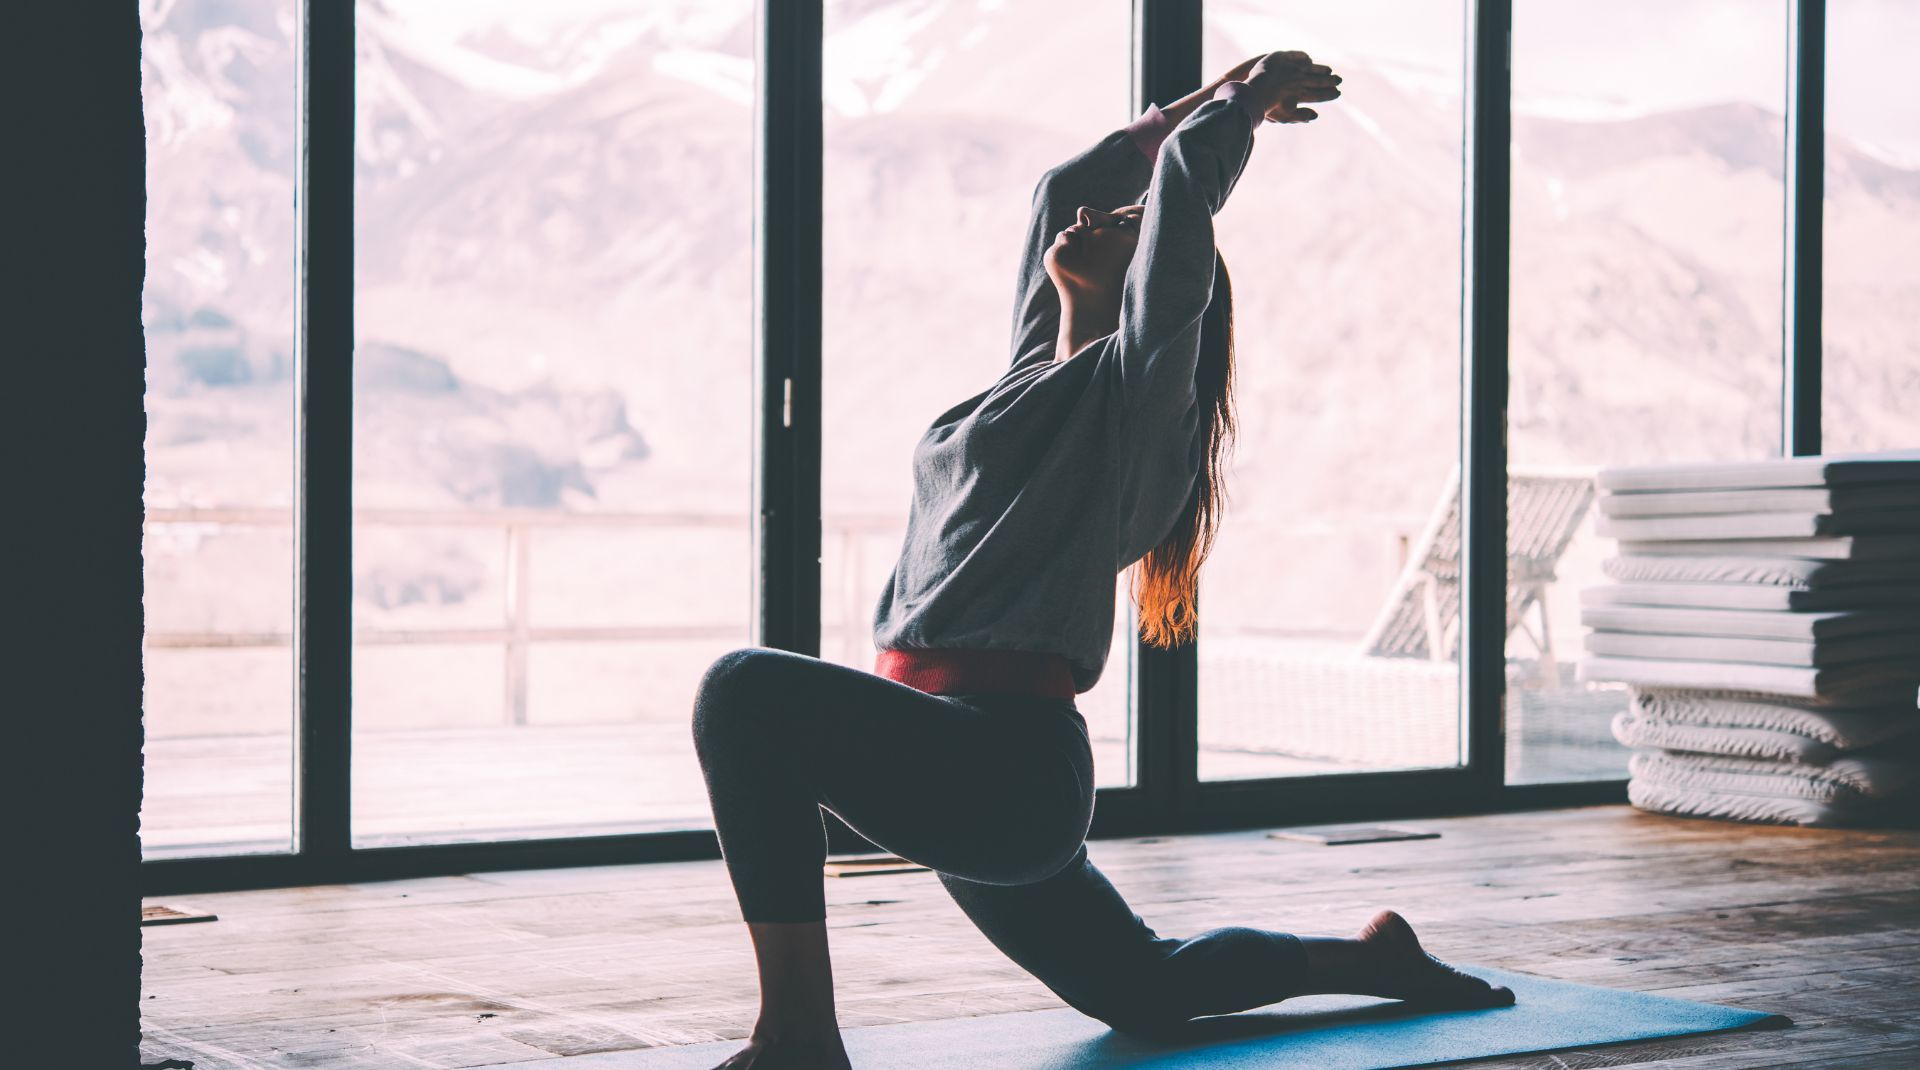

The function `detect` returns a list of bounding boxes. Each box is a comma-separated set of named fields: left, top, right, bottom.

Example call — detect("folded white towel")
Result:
left=1578, top=655, right=1920, bottom=703
left=1609, top=710, right=1920, bottom=764
left=1629, top=749, right=1920, bottom=802
left=1617, top=536, right=1920, bottom=561
left=1629, top=689, right=1918, bottom=747
left=1597, top=510, right=1920, bottom=541
left=1625, top=779, right=1901, bottom=827
left=1584, top=629, right=1920, bottom=668
left=1603, top=554, right=1920, bottom=588
left=1583, top=581, right=1920, bottom=612
left=1580, top=605, right=1920, bottom=640
left=1599, top=485, right=1920, bottom=518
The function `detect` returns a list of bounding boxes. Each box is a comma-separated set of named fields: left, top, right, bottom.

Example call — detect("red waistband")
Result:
left=875, top=647, right=1077, bottom=701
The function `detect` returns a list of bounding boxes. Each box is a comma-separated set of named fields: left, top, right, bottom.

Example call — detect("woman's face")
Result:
left=1044, top=204, right=1146, bottom=301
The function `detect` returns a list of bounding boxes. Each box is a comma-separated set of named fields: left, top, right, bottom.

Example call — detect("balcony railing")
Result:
left=143, top=506, right=903, bottom=724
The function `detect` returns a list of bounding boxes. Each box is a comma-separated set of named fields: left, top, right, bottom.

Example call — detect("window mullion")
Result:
left=1784, top=0, right=1825, bottom=456
left=1464, top=0, right=1511, bottom=787
left=293, top=0, right=356, bottom=861
left=1132, top=0, right=1203, bottom=823
left=755, top=1, right=824, bottom=656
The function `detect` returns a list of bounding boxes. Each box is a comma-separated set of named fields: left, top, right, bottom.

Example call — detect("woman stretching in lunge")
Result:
left=692, top=50, right=1514, bottom=1069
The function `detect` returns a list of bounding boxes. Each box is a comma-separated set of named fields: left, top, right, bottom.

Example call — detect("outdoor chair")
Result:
left=1358, top=466, right=1597, bottom=685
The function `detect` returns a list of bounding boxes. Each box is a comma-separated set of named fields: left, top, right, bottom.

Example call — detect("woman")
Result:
left=691, top=50, right=1514, bottom=1069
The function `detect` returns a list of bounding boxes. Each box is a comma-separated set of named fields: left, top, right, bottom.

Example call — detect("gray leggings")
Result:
left=690, top=646, right=1307, bottom=1034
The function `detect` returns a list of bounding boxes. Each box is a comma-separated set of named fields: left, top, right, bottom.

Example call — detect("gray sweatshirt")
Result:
left=871, top=95, right=1259, bottom=694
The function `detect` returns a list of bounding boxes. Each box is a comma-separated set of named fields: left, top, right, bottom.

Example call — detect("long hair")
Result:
left=1130, top=251, right=1237, bottom=648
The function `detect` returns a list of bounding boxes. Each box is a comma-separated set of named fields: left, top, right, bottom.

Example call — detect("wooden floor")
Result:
left=139, top=806, right=1920, bottom=1069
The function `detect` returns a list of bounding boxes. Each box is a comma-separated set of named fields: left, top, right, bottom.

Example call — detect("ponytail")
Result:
left=1131, top=251, right=1237, bottom=648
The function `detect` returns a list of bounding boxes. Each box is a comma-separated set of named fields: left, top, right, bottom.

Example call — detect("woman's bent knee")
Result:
left=691, top=646, right=782, bottom=750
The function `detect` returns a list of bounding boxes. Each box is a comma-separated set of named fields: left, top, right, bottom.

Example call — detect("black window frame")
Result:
left=142, top=0, right=1829, bottom=895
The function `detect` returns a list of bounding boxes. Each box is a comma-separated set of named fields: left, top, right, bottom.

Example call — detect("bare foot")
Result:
left=709, top=1024, right=853, bottom=1070
left=1356, top=910, right=1515, bottom=1009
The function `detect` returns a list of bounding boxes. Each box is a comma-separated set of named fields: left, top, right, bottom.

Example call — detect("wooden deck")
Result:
left=139, top=805, right=1920, bottom=1068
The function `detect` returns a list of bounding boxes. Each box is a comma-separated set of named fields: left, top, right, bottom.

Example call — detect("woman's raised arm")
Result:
left=1003, top=57, right=1272, bottom=374
left=1110, top=52, right=1341, bottom=415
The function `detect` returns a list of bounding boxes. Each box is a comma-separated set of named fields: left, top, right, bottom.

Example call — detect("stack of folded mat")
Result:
left=1576, top=450, right=1920, bottom=826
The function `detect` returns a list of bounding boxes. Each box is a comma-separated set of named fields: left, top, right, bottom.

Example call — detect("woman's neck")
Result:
left=1054, top=290, right=1122, bottom=363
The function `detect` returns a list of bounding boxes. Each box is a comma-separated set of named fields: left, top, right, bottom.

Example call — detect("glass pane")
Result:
left=140, top=1, right=298, bottom=857
left=1824, top=0, right=1920, bottom=451
left=351, top=1, right=756, bottom=844
left=1198, top=2, right=1467, bottom=780
left=1507, top=0, right=1786, bottom=783
left=819, top=1, right=1136, bottom=787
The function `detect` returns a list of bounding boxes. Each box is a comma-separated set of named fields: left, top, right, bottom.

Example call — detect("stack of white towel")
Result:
left=1576, top=450, right=1920, bottom=826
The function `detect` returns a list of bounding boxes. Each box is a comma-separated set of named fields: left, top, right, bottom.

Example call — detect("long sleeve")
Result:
left=878, top=92, right=1265, bottom=695
left=1110, top=93, right=1257, bottom=418
left=1004, top=119, right=1162, bottom=375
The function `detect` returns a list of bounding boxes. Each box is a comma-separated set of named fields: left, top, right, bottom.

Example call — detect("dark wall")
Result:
left=9, top=5, right=146, bottom=1066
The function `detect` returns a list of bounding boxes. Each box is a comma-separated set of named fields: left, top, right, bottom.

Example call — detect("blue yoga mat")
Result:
left=488, top=966, right=1787, bottom=1069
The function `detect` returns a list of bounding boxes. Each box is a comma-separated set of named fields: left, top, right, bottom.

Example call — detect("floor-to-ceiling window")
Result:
left=140, top=0, right=299, bottom=858
left=141, top=0, right=1890, bottom=889
left=1505, top=0, right=1788, bottom=784
left=1196, top=1, right=1469, bottom=782
left=346, top=0, right=757, bottom=845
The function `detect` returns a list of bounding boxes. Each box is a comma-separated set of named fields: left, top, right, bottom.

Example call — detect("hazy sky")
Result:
left=1213, top=0, right=1916, bottom=164
left=1520, top=0, right=1919, bottom=167
left=371, top=0, right=1920, bottom=166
